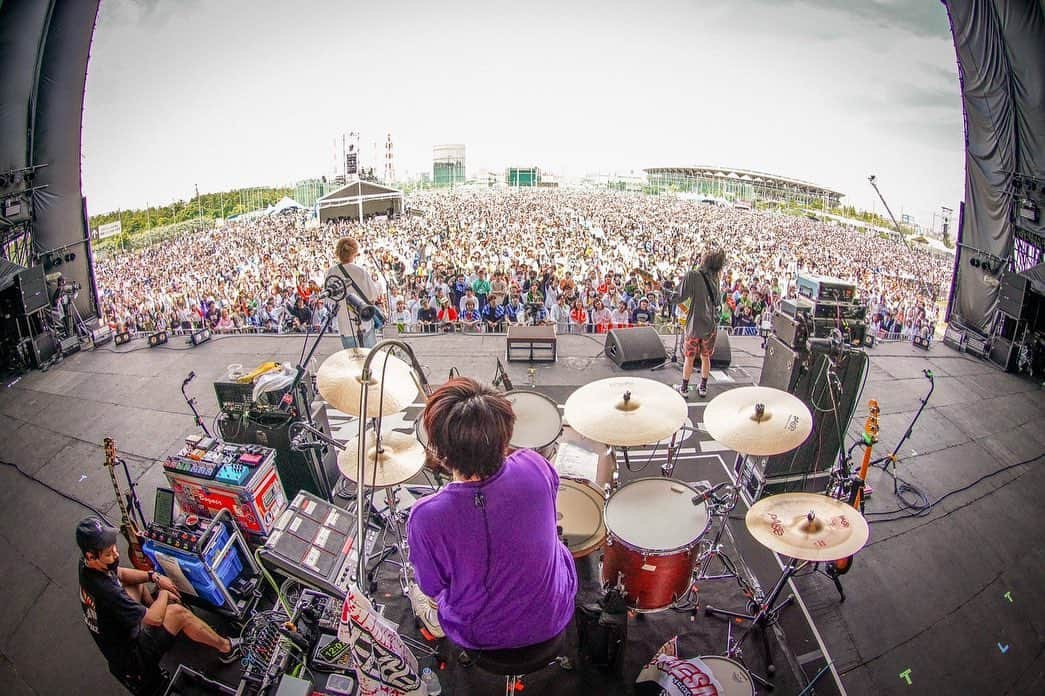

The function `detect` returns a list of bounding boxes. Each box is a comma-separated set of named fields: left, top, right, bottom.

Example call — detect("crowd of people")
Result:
left=94, top=188, right=952, bottom=342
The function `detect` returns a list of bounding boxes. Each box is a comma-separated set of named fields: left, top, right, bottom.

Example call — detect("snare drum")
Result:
left=556, top=478, right=607, bottom=558
left=698, top=656, right=754, bottom=696
left=504, top=390, right=563, bottom=460
left=601, top=478, right=711, bottom=612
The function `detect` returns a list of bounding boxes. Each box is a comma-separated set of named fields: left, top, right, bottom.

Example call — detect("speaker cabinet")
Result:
left=998, top=273, right=1029, bottom=319
left=710, top=328, right=732, bottom=368
left=988, top=337, right=1019, bottom=372
left=754, top=341, right=869, bottom=487
left=604, top=326, right=666, bottom=369
left=219, top=401, right=339, bottom=500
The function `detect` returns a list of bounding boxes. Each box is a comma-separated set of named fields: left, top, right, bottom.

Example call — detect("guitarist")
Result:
left=76, top=517, right=241, bottom=690
left=676, top=248, right=726, bottom=398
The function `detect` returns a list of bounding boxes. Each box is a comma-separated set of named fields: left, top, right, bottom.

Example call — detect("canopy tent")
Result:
left=266, top=196, right=306, bottom=215
left=316, top=180, right=403, bottom=222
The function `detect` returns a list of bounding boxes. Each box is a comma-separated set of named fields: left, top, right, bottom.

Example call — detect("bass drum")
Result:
left=504, top=390, right=563, bottom=460
left=698, top=656, right=754, bottom=696
left=601, top=478, right=711, bottom=612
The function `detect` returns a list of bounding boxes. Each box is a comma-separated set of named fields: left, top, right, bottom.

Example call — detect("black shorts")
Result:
left=136, top=624, right=176, bottom=663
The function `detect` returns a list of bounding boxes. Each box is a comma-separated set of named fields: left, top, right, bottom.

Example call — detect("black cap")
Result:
left=76, top=516, right=118, bottom=555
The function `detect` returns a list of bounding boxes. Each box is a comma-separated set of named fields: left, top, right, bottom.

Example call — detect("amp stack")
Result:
left=748, top=274, right=869, bottom=499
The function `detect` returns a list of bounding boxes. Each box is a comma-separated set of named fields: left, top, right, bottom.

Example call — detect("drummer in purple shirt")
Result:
left=407, top=378, right=578, bottom=651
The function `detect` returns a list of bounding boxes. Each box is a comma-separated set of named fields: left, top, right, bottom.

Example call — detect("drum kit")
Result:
left=311, top=347, right=871, bottom=689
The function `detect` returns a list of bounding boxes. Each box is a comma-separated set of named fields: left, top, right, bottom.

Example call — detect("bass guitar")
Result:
left=103, top=438, right=154, bottom=572
left=831, top=400, right=879, bottom=575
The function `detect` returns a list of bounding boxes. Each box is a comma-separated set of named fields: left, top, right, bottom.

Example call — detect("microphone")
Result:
left=290, top=433, right=323, bottom=452
left=692, top=482, right=728, bottom=505
left=345, top=291, right=377, bottom=321
left=316, top=276, right=347, bottom=301
left=182, top=371, right=195, bottom=387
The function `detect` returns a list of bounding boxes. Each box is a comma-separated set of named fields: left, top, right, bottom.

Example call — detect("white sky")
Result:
left=83, top=0, right=965, bottom=225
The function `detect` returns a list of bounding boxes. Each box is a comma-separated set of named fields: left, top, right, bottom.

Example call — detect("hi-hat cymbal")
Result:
left=745, top=493, right=869, bottom=562
left=337, top=429, right=425, bottom=487
left=316, top=348, right=418, bottom=418
left=703, top=386, right=812, bottom=456
left=563, top=377, right=687, bottom=447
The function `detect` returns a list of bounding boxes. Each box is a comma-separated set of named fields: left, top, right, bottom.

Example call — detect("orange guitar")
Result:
left=831, top=400, right=879, bottom=575
left=103, top=438, right=154, bottom=572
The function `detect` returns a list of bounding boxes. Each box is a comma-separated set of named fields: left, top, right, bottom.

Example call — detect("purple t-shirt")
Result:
left=407, top=449, right=578, bottom=650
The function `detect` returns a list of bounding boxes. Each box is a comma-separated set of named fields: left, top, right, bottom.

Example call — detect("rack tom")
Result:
left=504, top=390, right=563, bottom=460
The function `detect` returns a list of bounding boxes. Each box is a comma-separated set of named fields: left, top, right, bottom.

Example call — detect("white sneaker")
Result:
left=408, top=582, right=444, bottom=638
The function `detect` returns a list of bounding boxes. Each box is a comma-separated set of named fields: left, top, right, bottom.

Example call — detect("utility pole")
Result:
left=195, top=184, right=203, bottom=229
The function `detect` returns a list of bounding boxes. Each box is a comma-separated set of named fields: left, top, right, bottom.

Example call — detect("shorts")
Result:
left=136, top=624, right=176, bottom=663
left=684, top=330, right=717, bottom=359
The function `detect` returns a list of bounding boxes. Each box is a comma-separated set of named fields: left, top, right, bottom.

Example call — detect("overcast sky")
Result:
left=83, top=0, right=965, bottom=226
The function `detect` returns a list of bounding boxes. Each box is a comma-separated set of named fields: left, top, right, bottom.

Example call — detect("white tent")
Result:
left=317, top=180, right=404, bottom=222
left=265, top=196, right=306, bottom=215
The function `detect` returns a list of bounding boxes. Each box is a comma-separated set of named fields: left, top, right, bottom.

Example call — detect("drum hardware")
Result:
left=312, top=341, right=433, bottom=600
left=705, top=492, right=870, bottom=682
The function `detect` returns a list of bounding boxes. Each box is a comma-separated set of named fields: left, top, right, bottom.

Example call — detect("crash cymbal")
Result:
left=703, top=386, right=812, bottom=456
left=337, top=429, right=425, bottom=487
left=563, top=377, right=687, bottom=447
left=316, top=348, right=418, bottom=418
left=745, top=493, right=869, bottom=562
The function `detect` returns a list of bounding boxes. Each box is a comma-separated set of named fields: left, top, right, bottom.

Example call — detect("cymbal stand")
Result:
left=695, top=484, right=750, bottom=584
left=354, top=339, right=433, bottom=599
left=705, top=556, right=806, bottom=686
left=660, top=424, right=700, bottom=478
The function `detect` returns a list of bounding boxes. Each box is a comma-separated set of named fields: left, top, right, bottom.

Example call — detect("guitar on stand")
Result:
left=825, top=400, right=880, bottom=597
left=103, top=438, right=154, bottom=572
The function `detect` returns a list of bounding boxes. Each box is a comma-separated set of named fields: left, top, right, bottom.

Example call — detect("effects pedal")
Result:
left=215, top=462, right=252, bottom=486
left=163, top=456, right=219, bottom=480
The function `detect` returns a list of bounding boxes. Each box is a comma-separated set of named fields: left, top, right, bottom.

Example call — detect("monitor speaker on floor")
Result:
left=604, top=326, right=666, bottom=369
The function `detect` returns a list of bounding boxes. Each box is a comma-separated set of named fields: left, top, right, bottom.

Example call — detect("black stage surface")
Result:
left=0, top=331, right=1042, bottom=695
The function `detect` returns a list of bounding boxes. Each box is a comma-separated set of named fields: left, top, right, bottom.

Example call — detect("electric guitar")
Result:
left=103, top=438, right=154, bottom=572
left=831, top=400, right=879, bottom=575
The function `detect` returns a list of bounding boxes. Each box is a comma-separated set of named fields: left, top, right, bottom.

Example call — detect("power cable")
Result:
left=0, top=457, right=111, bottom=521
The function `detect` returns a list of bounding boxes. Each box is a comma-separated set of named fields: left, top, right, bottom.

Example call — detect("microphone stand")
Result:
left=181, top=372, right=212, bottom=439
left=354, top=339, right=433, bottom=599
left=280, top=298, right=341, bottom=500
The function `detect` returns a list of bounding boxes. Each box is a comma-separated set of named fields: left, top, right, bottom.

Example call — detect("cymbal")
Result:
left=316, top=348, right=418, bottom=418
left=337, top=429, right=425, bottom=487
left=563, top=377, right=687, bottom=447
left=745, top=493, right=869, bottom=562
left=703, top=386, right=812, bottom=456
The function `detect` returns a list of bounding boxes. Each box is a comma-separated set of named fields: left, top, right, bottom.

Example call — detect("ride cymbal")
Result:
left=337, top=429, right=425, bottom=488
left=745, top=493, right=869, bottom=562
left=563, top=377, right=687, bottom=447
left=316, top=348, right=418, bottom=418
left=703, top=386, right=812, bottom=456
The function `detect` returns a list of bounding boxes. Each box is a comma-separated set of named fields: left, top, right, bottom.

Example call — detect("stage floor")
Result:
left=0, top=331, right=1042, bottom=695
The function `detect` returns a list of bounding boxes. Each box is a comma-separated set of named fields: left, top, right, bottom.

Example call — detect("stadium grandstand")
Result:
left=646, top=165, right=844, bottom=208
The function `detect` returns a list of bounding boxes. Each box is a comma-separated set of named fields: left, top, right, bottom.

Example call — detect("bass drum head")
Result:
left=605, top=478, right=709, bottom=552
left=505, top=390, right=563, bottom=450
left=698, top=656, right=754, bottom=696
left=556, top=478, right=606, bottom=558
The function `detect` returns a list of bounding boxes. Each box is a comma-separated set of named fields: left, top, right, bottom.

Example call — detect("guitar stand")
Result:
left=705, top=557, right=806, bottom=685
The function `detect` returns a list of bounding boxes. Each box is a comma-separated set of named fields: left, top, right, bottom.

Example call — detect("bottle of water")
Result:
left=420, top=666, right=442, bottom=695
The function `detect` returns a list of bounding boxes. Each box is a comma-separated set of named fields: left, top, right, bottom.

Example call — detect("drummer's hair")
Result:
left=701, top=249, right=726, bottom=274
left=423, top=377, right=516, bottom=480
